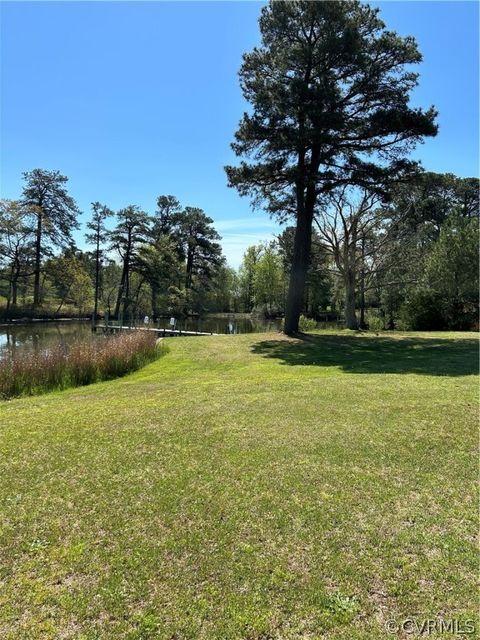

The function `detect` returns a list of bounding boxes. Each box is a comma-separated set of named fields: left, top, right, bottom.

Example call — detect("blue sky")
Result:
left=1, top=1, right=478, bottom=267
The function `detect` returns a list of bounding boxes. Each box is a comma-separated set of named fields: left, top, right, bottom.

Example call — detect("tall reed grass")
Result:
left=0, top=331, right=162, bottom=399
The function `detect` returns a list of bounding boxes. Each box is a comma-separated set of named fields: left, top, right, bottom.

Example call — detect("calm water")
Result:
left=0, top=321, right=97, bottom=359
left=0, top=315, right=283, bottom=359
left=165, top=314, right=283, bottom=335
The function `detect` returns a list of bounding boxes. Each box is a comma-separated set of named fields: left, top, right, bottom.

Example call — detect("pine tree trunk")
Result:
left=93, top=233, right=100, bottom=322
left=123, top=266, right=130, bottom=319
left=185, top=250, right=194, bottom=289
left=284, top=146, right=319, bottom=335
left=114, top=262, right=127, bottom=320
left=284, top=203, right=314, bottom=334
left=33, top=211, right=42, bottom=306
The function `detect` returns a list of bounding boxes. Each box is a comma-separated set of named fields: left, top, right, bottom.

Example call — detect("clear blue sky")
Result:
left=1, top=1, right=478, bottom=267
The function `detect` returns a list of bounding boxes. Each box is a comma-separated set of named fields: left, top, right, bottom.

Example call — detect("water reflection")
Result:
left=0, top=315, right=284, bottom=359
left=0, top=321, right=95, bottom=359
left=173, top=315, right=283, bottom=335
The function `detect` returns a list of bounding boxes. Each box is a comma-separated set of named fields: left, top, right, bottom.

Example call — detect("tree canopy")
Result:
left=226, top=0, right=438, bottom=333
left=21, top=169, right=81, bottom=306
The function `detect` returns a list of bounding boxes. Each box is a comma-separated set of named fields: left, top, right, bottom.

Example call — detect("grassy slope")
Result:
left=0, top=331, right=478, bottom=640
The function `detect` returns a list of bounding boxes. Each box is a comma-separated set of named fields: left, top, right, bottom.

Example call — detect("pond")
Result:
left=0, top=321, right=96, bottom=359
left=0, top=315, right=284, bottom=359
left=161, top=314, right=283, bottom=335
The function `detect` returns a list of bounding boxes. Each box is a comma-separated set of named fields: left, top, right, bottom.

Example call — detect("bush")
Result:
left=365, top=311, right=385, bottom=332
left=0, top=331, right=162, bottom=400
left=399, top=290, right=446, bottom=331
left=298, top=315, right=318, bottom=332
left=279, top=315, right=318, bottom=332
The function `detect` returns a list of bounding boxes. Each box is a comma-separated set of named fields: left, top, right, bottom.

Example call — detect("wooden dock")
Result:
left=95, top=325, right=217, bottom=337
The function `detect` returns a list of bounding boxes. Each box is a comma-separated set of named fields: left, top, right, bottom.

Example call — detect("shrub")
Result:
left=0, top=331, right=162, bottom=400
left=399, top=290, right=445, bottom=331
left=366, top=311, right=385, bottom=332
left=298, top=315, right=318, bottom=332
left=279, top=315, right=318, bottom=332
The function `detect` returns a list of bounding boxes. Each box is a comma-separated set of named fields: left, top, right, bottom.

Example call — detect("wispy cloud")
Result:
left=212, top=215, right=287, bottom=267
left=213, top=217, right=281, bottom=233
left=219, top=232, right=285, bottom=269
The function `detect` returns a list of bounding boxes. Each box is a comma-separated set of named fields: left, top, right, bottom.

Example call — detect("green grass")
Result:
left=0, top=331, right=478, bottom=639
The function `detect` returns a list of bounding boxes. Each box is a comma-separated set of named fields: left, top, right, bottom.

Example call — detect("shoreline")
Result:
left=0, top=317, right=91, bottom=328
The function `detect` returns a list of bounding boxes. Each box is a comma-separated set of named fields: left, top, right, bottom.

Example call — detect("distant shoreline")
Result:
left=0, top=312, right=283, bottom=328
left=0, top=317, right=91, bottom=327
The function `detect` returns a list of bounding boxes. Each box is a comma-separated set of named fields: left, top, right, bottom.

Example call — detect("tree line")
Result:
left=234, top=171, right=478, bottom=330
left=0, top=169, right=228, bottom=321
left=0, top=166, right=477, bottom=330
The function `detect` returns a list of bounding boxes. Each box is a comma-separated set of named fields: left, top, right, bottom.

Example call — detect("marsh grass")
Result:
left=0, top=330, right=161, bottom=399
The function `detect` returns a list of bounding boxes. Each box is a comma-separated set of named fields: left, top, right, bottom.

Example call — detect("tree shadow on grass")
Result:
left=251, top=334, right=479, bottom=376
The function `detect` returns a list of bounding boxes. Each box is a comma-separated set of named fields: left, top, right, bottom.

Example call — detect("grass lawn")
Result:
left=0, top=331, right=478, bottom=639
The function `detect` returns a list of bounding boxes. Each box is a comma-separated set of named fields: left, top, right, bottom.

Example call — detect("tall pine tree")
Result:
left=226, top=0, right=437, bottom=333
left=86, top=202, right=114, bottom=322
left=21, top=169, right=80, bottom=306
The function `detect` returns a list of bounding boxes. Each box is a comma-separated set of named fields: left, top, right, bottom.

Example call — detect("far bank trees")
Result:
left=0, top=200, right=35, bottom=312
left=86, top=202, right=113, bottom=321
left=21, top=169, right=80, bottom=307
